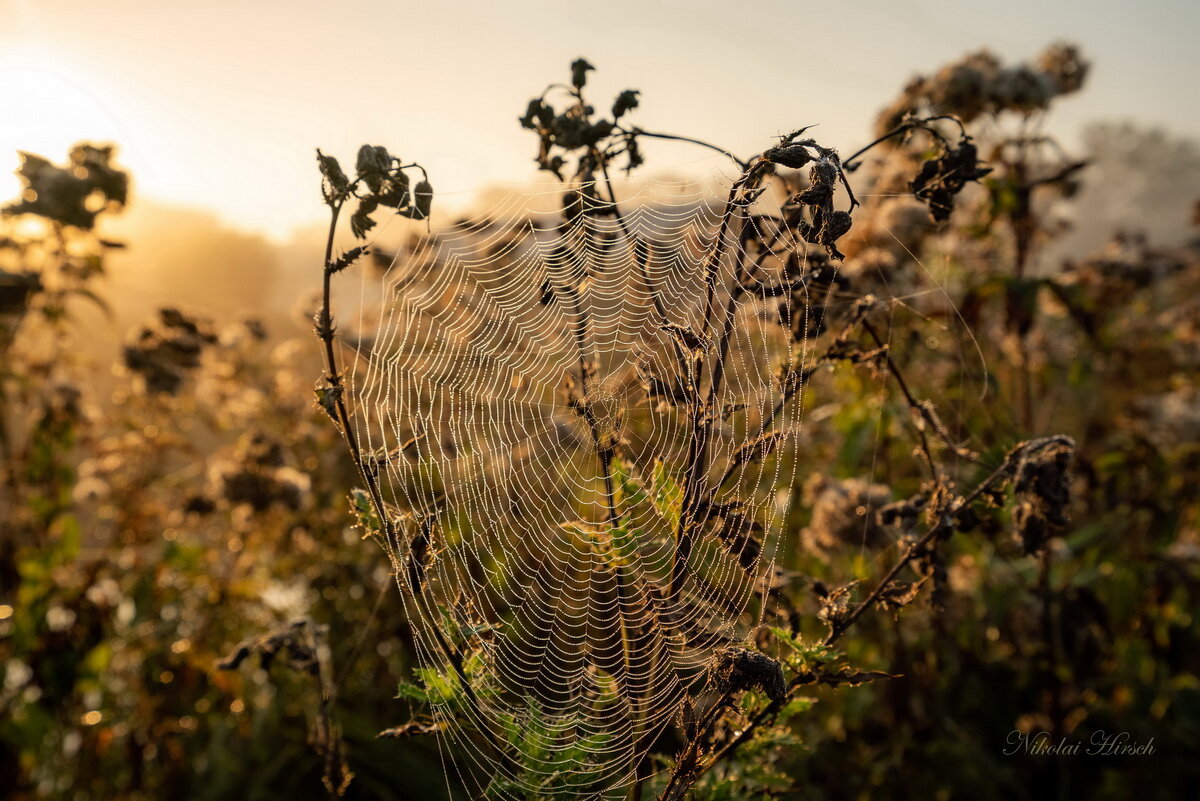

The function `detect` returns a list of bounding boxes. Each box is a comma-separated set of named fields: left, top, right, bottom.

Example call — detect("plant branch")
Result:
left=671, top=169, right=758, bottom=595
left=860, top=318, right=941, bottom=481
left=670, top=437, right=1060, bottom=792
left=621, top=127, right=748, bottom=170
left=657, top=690, right=735, bottom=801
left=842, top=115, right=968, bottom=172
left=316, top=187, right=506, bottom=764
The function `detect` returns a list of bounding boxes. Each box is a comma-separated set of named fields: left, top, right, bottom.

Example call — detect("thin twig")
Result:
left=860, top=318, right=941, bottom=481
left=620, top=127, right=748, bottom=170
left=672, top=171, right=757, bottom=595
left=841, top=115, right=968, bottom=171
left=316, top=183, right=505, bottom=763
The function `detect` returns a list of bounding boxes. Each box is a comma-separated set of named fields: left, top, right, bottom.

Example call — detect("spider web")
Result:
left=342, top=174, right=832, bottom=798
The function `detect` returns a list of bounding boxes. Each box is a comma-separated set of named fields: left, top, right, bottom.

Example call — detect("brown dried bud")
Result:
left=763, top=143, right=812, bottom=169
left=711, top=646, right=786, bottom=701
left=1012, top=436, right=1075, bottom=554
left=821, top=210, right=854, bottom=244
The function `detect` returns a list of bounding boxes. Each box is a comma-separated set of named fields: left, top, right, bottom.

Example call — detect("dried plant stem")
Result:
left=588, top=163, right=682, bottom=801
left=705, top=255, right=750, bottom=410
left=826, top=437, right=1055, bottom=645
left=618, top=127, right=748, bottom=170
left=698, top=177, right=752, bottom=338
left=317, top=201, right=393, bottom=541
left=0, top=383, right=16, bottom=498
left=823, top=521, right=950, bottom=647
left=317, top=197, right=504, bottom=763
left=841, top=115, right=967, bottom=171
left=657, top=689, right=735, bottom=801
left=553, top=232, right=669, bottom=779
left=860, top=318, right=941, bottom=481
left=572, top=289, right=621, bottom=528
left=672, top=174, right=754, bottom=595
left=713, top=364, right=816, bottom=493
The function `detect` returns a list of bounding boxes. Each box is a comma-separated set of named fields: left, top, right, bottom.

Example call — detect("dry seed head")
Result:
left=711, top=646, right=786, bottom=701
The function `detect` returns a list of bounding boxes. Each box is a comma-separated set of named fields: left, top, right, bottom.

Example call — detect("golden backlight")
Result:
left=0, top=58, right=127, bottom=202
left=2, top=0, right=1198, bottom=240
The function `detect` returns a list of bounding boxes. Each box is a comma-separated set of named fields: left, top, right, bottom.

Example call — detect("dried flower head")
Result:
left=711, top=646, right=786, bottom=701
left=801, top=475, right=893, bottom=559
left=875, top=44, right=1089, bottom=136
left=2, top=144, right=128, bottom=230
left=1012, top=436, right=1076, bottom=554
left=910, top=137, right=992, bottom=222
left=209, top=431, right=311, bottom=512
left=123, top=308, right=218, bottom=395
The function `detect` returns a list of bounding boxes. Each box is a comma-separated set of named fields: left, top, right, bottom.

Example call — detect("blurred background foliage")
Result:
left=1, top=42, right=1198, bottom=800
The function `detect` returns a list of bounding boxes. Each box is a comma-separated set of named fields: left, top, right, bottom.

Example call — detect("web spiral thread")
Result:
left=343, top=178, right=829, bottom=798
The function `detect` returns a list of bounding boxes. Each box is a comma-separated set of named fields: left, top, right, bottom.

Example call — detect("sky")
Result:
left=1, top=0, right=1197, bottom=241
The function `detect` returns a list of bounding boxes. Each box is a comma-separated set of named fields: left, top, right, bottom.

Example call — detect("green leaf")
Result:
left=349, top=488, right=382, bottom=535
left=395, top=680, right=429, bottom=702
left=609, top=456, right=647, bottom=508
left=652, top=460, right=682, bottom=531
left=766, top=626, right=835, bottom=669
left=413, top=667, right=459, bottom=705
left=609, top=519, right=638, bottom=565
